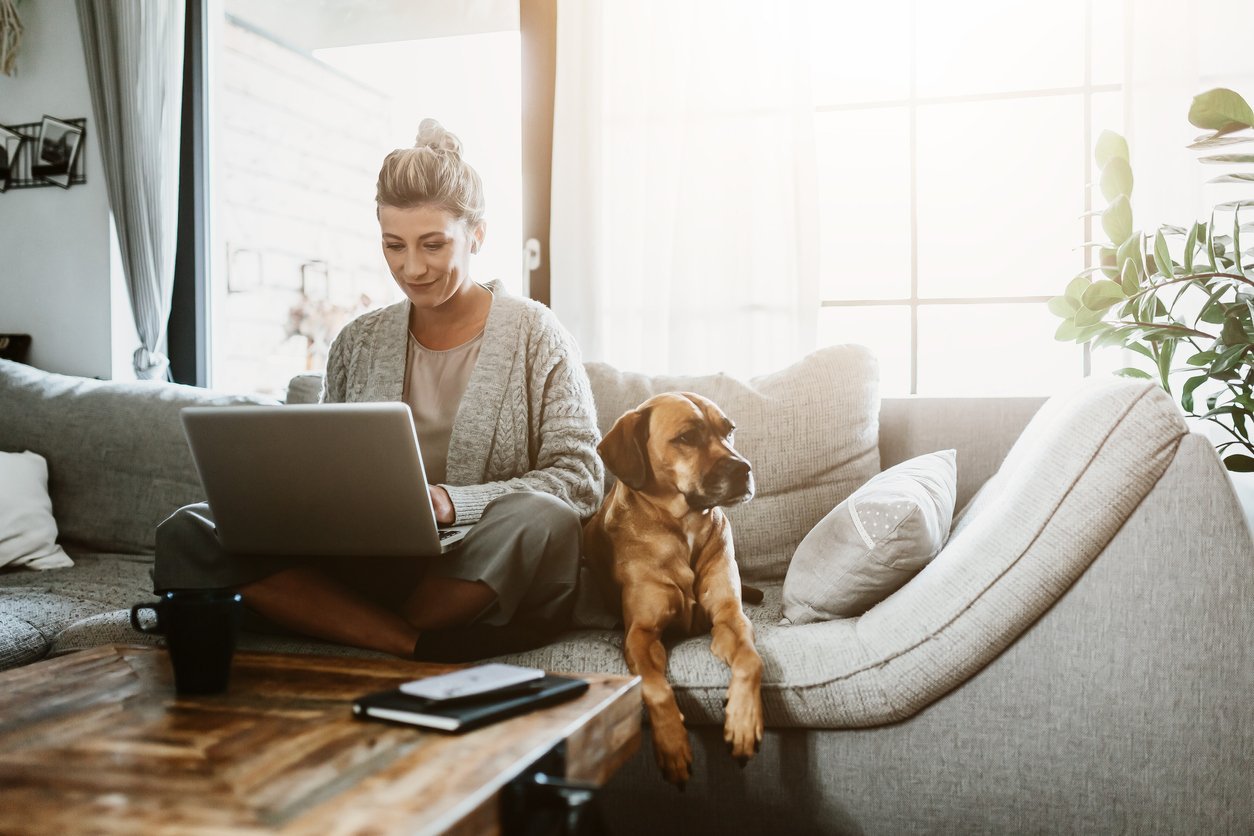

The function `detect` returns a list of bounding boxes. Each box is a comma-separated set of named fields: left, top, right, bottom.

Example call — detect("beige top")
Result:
left=401, top=329, right=484, bottom=484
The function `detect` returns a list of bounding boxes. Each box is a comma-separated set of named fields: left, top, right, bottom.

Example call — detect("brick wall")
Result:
left=213, top=18, right=401, bottom=397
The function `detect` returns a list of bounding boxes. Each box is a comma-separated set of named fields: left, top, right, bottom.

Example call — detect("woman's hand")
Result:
left=430, top=485, right=455, bottom=525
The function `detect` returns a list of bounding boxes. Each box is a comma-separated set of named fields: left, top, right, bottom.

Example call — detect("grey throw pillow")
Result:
left=782, top=449, right=958, bottom=624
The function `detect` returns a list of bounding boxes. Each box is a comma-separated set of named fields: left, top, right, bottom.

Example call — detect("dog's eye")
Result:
left=675, top=431, right=699, bottom=445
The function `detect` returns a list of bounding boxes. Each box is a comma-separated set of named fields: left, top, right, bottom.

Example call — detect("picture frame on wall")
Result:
left=0, top=124, right=24, bottom=193
left=31, top=115, right=83, bottom=189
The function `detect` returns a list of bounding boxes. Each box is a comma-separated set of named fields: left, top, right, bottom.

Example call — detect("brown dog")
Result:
left=583, top=392, right=764, bottom=786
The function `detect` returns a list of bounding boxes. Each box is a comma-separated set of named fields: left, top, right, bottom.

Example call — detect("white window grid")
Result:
left=816, top=0, right=1118, bottom=392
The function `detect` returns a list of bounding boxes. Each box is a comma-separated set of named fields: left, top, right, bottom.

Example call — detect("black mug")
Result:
left=131, top=590, right=243, bottom=695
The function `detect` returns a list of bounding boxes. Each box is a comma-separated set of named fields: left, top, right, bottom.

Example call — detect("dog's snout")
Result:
left=712, top=456, right=751, bottom=482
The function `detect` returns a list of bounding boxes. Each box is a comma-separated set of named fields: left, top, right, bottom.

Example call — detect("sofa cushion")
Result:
left=0, top=451, right=74, bottom=570
left=487, top=379, right=1189, bottom=728
left=0, top=549, right=158, bottom=670
left=781, top=449, right=957, bottom=623
left=584, top=346, right=880, bottom=582
left=286, top=372, right=324, bottom=405
left=0, top=360, right=276, bottom=555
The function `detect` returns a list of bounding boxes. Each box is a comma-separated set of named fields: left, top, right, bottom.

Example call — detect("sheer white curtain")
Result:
left=77, top=0, right=184, bottom=380
left=550, top=0, right=817, bottom=377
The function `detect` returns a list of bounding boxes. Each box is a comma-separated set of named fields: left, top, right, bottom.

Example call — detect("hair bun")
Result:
left=414, top=118, right=462, bottom=155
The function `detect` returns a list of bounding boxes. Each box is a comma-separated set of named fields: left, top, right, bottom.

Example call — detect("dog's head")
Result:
left=598, top=392, right=754, bottom=510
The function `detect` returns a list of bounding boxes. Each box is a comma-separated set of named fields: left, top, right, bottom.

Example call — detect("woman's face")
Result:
left=379, top=204, right=484, bottom=310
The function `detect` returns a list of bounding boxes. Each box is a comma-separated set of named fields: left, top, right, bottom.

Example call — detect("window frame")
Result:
left=815, top=0, right=1114, bottom=394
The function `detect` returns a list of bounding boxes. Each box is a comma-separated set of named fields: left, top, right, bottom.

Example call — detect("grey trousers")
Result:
left=152, top=491, right=584, bottom=660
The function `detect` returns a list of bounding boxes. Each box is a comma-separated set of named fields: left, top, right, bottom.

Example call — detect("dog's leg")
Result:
left=696, top=529, right=764, bottom=764
left=622, top=589, right=691, bottom=787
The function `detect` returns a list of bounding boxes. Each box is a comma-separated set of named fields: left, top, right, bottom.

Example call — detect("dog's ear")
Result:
left=598, top=407, right=652, bottom=490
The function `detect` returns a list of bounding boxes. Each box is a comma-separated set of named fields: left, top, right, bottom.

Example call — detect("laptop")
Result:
left=180, top=402, right=472, bottom=557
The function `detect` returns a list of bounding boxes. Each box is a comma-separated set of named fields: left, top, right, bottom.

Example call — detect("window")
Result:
left=811, top=0, right=1126, bottom=395
left=203, top=1, right=524, bottom=397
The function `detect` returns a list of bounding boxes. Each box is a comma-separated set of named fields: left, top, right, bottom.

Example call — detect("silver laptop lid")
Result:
left=180, top=402, right=466, bottom=557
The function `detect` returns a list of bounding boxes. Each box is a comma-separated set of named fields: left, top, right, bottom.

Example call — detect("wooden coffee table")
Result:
left=0, top=644, right=641, bottom=835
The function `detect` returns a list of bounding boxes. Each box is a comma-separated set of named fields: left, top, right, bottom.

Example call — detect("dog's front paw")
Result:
left=652, top=722, right=693, bottom=787
left=723, top=686, right=764, bottom=765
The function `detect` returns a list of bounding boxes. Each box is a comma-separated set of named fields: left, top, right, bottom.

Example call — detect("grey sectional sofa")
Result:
left=1, top=355, right=1250, bottom=834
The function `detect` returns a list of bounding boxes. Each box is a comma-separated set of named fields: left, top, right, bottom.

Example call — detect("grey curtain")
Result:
left=77, top=0, right=185, bottom=380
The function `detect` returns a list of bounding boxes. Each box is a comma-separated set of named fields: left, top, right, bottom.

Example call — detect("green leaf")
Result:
left=1188, top=135, right=1254, bottom=150
left=1212, top=343, right=1249, bottom=373
left=1157, top=339, right=1176, bottom=392
left=1187, top=350, right=1217, bottom=366
left=1125, top=341, right=1154, bottom=360
left=1120, top=258, right=1140, bottom=295
left=1188, top=88, right=1254, bottom=132
left=1074, top=305, right=1106, bottom=327
left=1153, top=230, right=1174, bottom=278
left=1183, top=222, right=1200, bottom=273
left=1181, top=373, right=1209, bottom=412
left=1223, top=454, right=1254, bottom=472
left=1048, top=296, right=1079, bottom=317
left=1222, top=315, right=1247, bottom=347
left=1082, top=279, right=1126, bottom=311
left=1236, top=209, right=1247, bottom=279
left=1208, top=209, right=1220, bottom=270
left=1113, top=367, right=1152, bottom=379
left=1054, top=320, right=1081, bottom=341
left=1092, top=326, right=1128, bottom=349
left=1206, top=173, right=1254, bottom=184
left=1115, top=231, right=1145, bottom=280
left=1198, top=153, right=1254, bottom=163
left=1099, top=156, right=1134, bottom=201
left=1095, top=130, right=1130, bottom=167
left=1074, top=324, right=1108, bottom=343
left=1102, top=196, right=1133, bottom=245
left=1099, top=245, right=1119, bottom=279
left=1066, top=275, right=1091, bottom=298
left=1200, top=295, right=1229, bottom=324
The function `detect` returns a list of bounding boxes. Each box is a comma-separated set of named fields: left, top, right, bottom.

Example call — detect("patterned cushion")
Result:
left=584, top=346, right=881, bottom=582
left=0, top=360, right=275, bottom=555
left=781, top=449, right=957, bottom=623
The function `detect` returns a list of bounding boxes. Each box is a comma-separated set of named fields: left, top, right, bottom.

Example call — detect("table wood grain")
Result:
left=0, top=645, right=641, bottom=835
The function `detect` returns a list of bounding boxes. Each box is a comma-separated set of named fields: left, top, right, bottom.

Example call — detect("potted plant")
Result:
left=1050, top=88, right=1254, bottom=473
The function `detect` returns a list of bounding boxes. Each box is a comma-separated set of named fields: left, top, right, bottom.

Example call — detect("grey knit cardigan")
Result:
left=319, top=281, right=605, bottom=525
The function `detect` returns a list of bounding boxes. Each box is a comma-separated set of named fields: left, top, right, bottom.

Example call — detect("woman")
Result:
left=154, top=119, right=604, bottom=661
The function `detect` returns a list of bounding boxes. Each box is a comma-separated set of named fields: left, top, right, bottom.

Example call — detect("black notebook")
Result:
left=352, top=674, right=589, bottom=732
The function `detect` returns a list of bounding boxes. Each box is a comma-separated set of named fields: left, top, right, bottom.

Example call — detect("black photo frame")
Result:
left=0, top=124, right=25, bottom=193
left=32, top=115, right=84, bottom=189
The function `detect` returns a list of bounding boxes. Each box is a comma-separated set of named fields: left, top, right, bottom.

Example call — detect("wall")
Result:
left=0, top=0, right=135, bottom=380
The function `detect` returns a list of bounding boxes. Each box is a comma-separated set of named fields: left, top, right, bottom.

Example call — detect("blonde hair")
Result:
left=375, top=118, right=485, bottom=226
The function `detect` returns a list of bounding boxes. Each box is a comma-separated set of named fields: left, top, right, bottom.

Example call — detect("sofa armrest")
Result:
left=879, top=395, right=1046, bottom=509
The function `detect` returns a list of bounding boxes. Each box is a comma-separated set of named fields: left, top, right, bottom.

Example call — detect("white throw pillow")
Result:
left=782, top=449, right=957, bottom=624
left=0, top=450, right=74, bottom=570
